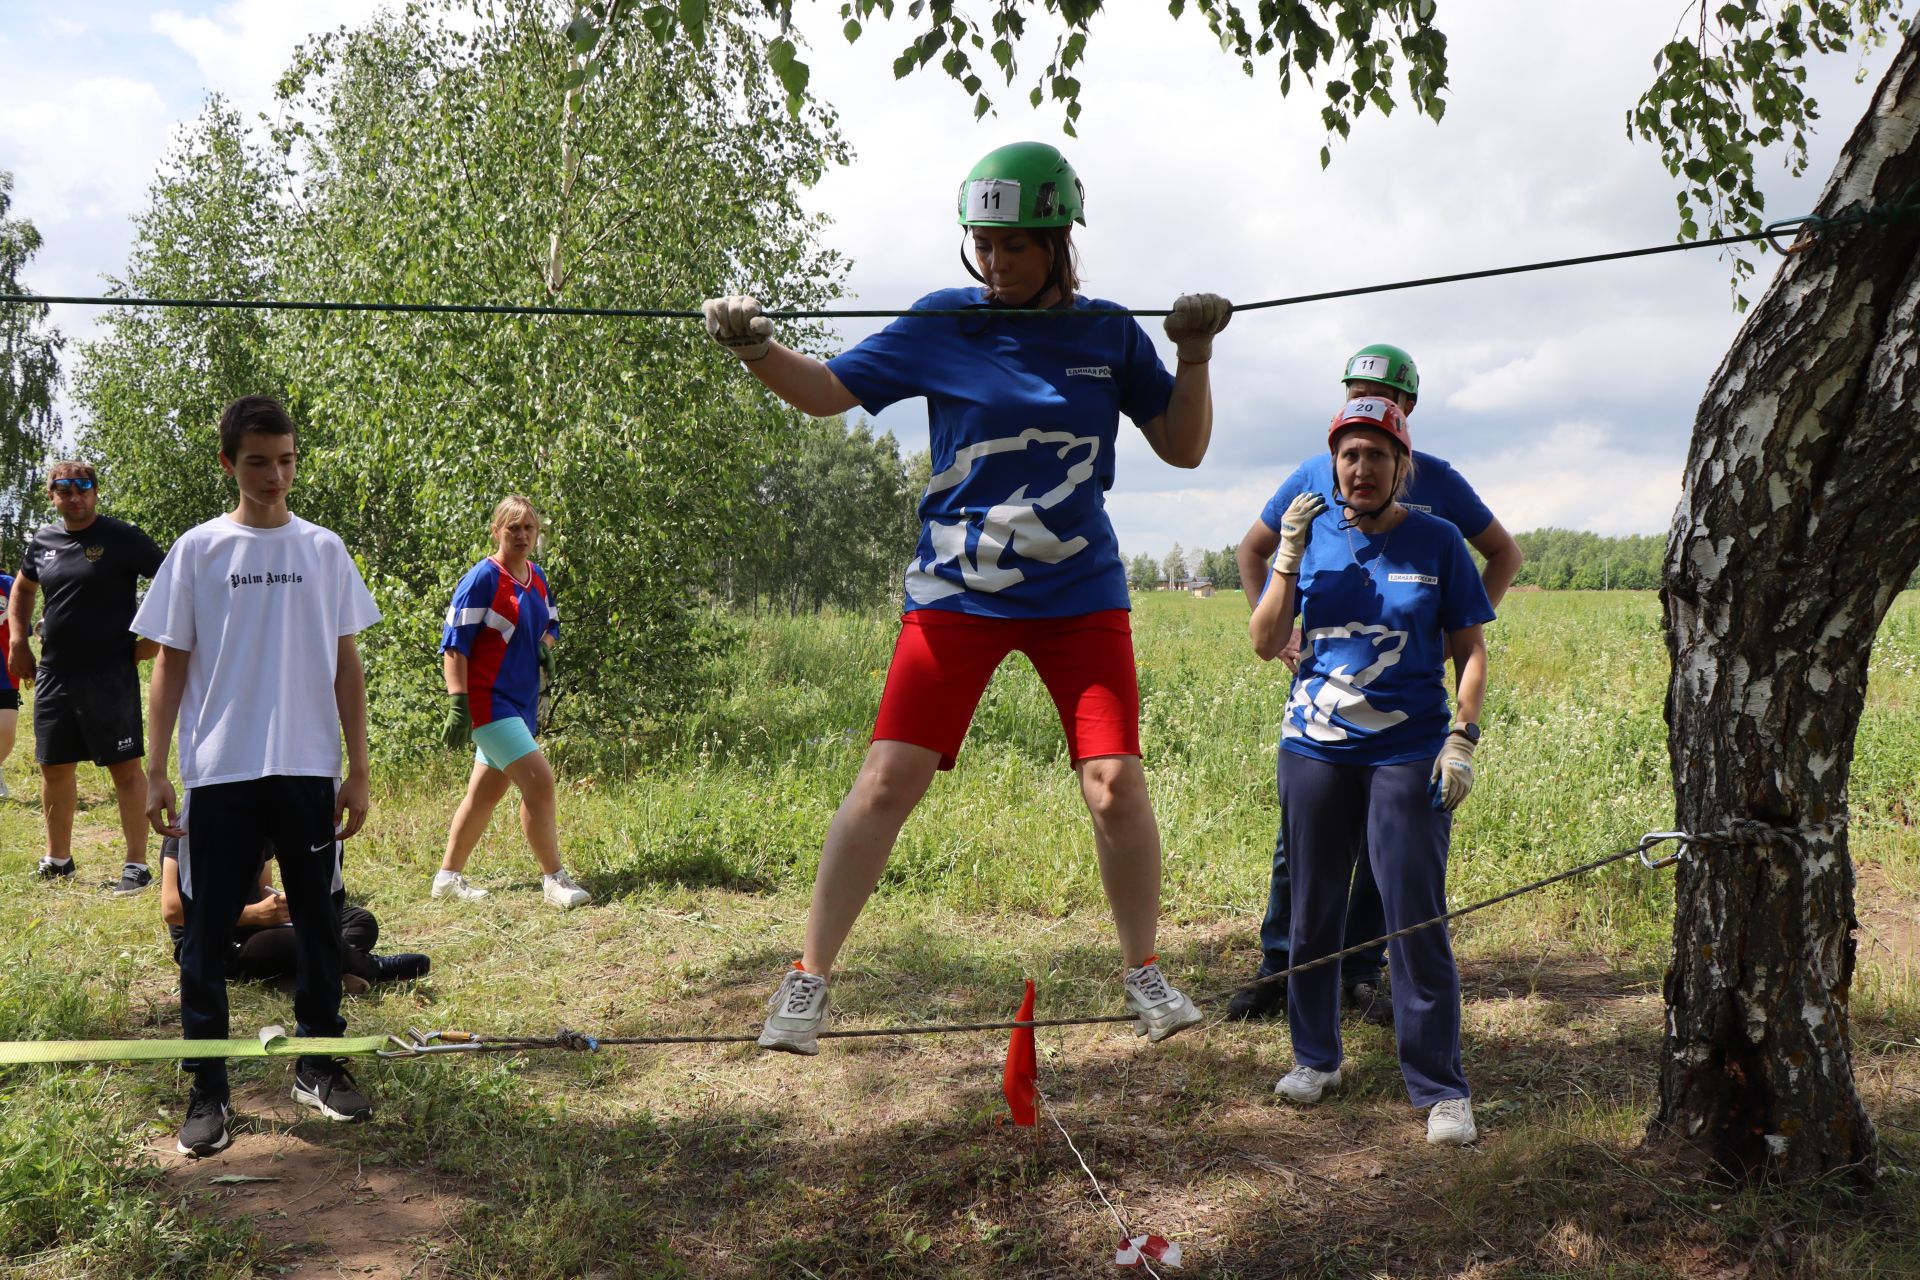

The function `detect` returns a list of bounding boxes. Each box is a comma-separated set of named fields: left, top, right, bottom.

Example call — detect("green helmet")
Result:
left=957, top=142, right=1086, bottom=228
left=1342, top=343, right=1420, bottom=401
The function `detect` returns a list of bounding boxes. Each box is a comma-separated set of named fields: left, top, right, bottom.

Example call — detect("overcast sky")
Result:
left=1, top=1, right=1900, bottom=557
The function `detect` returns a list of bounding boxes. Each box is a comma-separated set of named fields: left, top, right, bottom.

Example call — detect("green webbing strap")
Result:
left=0, top=1024, right=392, bottom=1065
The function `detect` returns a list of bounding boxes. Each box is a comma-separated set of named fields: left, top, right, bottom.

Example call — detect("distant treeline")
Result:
left=1508, top=529, right=1665, bottom=591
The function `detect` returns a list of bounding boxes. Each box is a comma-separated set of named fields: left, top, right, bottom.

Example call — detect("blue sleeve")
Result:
left=1259, top=462, right=1315, bottom=531
left=537, top=566, right=559, bottom=638
left=825, top=291, right=950, bottom=414
left=440, top=562, right=495, bottom=656
left=1116, top=318, right=1175, bottom=427
left=1440, top=528, right=1496, bottom=632
left=1431, top=460, right=1495, bottom=541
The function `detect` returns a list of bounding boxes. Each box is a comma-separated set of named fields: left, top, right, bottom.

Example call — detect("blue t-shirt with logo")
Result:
left=1281, top=509, right=1495, bottom=766
left=826, top=287, right=1176, bottom=618
left=1260, top=450, right=1494, bottom=542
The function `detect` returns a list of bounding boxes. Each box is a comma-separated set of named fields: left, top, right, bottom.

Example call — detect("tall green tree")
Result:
left=0, top=172, right=63, bottom=563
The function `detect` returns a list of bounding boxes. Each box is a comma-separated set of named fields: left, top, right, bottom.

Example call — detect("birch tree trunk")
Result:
left=1658, top=26, right=1920, bottom=1180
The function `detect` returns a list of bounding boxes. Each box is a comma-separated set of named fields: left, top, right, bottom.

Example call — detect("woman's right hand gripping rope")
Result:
left=702, top=295, right=774, bottom=362
left=1429, top=732, right=1476, bottom=811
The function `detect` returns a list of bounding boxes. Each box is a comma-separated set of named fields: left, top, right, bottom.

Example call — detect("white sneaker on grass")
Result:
left=0, top=770, right=10, bottom=800
left=1426, top=1097, right=1477, bottom=1146
left=1274, top=1064, right=1342, bottom=1104
left=430, top=870, right=489, bottom=901
left=542, top=870, right=590, bottom=909
left=758, top=966, right=829, bottom=1055
left=1122, top=957, right=1204, bottom=1043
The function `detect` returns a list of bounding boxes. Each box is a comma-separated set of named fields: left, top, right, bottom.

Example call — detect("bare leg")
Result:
left=442, top=762, right=512, bottom=873
left=1078, top=754, right=1162, bottom=967
left=503, top=750, right=562, bottom=876
left=41, top=762, right=77, bottom=861
left=106, top=757, right=149, bottom=866
left=801, top=739, right=941, bottom=978
left=0, top=708, right=17, bottom=774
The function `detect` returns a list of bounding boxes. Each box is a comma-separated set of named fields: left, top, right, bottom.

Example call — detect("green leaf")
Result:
left=843, top=18, right=862, bottom=41
left=564, top=14, right=600, bottom=54
left=678, top=0, right=709, bottom=41
left=640, top=5, right=677, bottom=44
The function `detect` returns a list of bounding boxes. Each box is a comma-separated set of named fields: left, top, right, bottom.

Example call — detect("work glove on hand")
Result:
left=1272, top=492, right=1326, bottom=576
left=537, top=642, right=556, bottom=683
left=1428, top=732, right=1477, bottom=811
left=441, top=693, right=473, bottom=750
left=1163, top=292, right=1233, bottom=364
left=702, top=294, right=774, bottom=362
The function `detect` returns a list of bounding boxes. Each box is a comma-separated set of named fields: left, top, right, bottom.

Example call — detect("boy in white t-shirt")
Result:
left=136, top=394, right=382, bottom=1158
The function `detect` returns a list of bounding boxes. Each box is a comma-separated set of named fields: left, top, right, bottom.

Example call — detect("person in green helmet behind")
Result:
left=703, top=141, right=1232, bottom=1055
left=1228, top=344, right=1522, bottom=1025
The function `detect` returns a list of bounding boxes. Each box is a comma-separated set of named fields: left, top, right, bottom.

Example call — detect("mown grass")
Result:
left=2, top=591, right=1917, bottom=1278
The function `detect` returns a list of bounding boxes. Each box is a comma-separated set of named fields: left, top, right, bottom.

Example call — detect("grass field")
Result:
left=3, top=591, right=1918, bottom=1278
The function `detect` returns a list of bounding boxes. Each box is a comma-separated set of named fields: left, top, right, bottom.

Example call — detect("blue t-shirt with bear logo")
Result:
left=827, top=288, right=1175, bottom=618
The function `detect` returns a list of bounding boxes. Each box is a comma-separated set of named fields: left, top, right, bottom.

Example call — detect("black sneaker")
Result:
left=372, top=953, right=431, bottom=983
left=35, top=855, right=74, bottom=880
left=1343, top=979, right=1394, bottom=1027
left=1225, top=973, right=1287, bottom=1021
left=177, top=1087, right=233, bottom=1157
left=292, top=1058, right=373, bottom=1122
left=111, top=862, right=153, bottom=897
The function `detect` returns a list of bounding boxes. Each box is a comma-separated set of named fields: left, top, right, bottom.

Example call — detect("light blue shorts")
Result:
left=472, top=714, right=540, bottom=772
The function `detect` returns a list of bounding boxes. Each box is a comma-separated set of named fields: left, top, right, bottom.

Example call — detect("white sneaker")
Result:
left=1274, top=1064, right=1343, bottom=1104
left=542, top=870, right=591, bottom=909
left=431, top=870, right=489, bottom=901
left=757, top=966, right=829, bottom=1055
left=1427, top=1097, right=1477, bottom=1146
left=0, top=771, right=10, bottom=801
left=1123, top=957, right=1204, bottom=1043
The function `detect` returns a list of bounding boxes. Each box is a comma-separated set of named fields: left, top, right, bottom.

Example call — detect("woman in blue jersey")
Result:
left=0, top=571, right=16, bottom=799
left=702, top=142, right=1232, bottom=1055
left=1249, top=396, right=1493, bottom=1146
left=435, top=495, right=590, bottom=910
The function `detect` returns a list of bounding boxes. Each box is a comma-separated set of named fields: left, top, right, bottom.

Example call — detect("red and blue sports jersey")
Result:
left=441, top=557, right=558, bottom=728
left=0, top=573, right=12, bottom=691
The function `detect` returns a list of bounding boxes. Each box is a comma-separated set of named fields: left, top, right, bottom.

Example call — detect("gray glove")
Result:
left=1429, top=733, right=1477, bottom=811
left=702, top=294, right=774, bottom=362
left=1272, top=492, right=1326, bottom=576
left=1163, top=292, right=1233, bottom=363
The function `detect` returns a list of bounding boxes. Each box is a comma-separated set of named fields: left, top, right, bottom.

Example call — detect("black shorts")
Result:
left=0, top=687, right=17, bottom=711
left=34, top=663, right=143, bottom=767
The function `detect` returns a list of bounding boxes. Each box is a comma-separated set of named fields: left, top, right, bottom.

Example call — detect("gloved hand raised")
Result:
left=1163, top=293, right=1233, bottom=364
left=442, top=693, right=473, bottom=750
left=702, top=295, right=774, bottom=362
left=1428, top=732, right=1476, bottom=811
left=1272, top=492, right=1326, bottom=576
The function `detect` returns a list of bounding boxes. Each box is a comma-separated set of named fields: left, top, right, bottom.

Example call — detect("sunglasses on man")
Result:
left=50, top=478, right=96, bottom=494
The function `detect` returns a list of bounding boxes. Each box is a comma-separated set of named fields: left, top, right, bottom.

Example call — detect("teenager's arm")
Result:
left=144, top=646, right=191, bottom=836
left=1137, top=361, right=1213, bottom=469
left=6, top=578, right=35, bottom=686
left=1237, top=518, right=1279, bottom=611
left=1469, top=518, right=1523, bottom=608
left=133, top=637, right=160, bottom=662
left=444, top=649, right=467, bottom=694
left=335, top=635, right=370, bottom=839
left=160, top=852, right=185, bottom=928
left=741, top=345, right=861, bottom=417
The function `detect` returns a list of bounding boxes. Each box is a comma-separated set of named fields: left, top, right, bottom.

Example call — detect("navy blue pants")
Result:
left=179, top=776, right=346, bottom=1095
left=1258, top=749, right=1388, bottom=982
left=1282, top=751, right=1468, bottom=1106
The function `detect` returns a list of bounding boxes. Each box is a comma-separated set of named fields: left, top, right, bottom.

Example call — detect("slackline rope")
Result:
left=1, top=189, right=1914, bottom=322
left=0, top=824, right=1833, bottom=1065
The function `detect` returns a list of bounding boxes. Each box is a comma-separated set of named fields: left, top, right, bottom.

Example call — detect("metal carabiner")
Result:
left=1638, top=830, right=1692, bottom=870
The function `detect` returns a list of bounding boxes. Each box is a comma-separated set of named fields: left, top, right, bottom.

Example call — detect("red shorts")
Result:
left=872, top=609, right=1141, bottom=770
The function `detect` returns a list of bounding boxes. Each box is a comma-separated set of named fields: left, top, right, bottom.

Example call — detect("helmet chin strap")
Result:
left=1335, top=454, right=1403, bottom=531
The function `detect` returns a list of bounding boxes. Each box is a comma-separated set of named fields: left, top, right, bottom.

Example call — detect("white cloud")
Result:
left=1454, top=420, right=1684, bottom=536
left=150, top=0, right=392, bottom=120
left=0, top=76, right=172, bottom=231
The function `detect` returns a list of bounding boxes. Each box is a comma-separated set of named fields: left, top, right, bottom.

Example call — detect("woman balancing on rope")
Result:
left=1248, top=396, right=1492, bottom=1146
left=702, top=141, right=1232, bottom=1055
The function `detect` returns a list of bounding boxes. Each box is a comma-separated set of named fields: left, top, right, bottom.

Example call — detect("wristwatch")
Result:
left=1451, top=721, right=1481, bottom=744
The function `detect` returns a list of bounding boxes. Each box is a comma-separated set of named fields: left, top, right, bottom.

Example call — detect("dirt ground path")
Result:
left=154, top=1082, right=466, bottom=1278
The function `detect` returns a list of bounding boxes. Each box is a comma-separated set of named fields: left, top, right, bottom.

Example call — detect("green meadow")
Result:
left=4, top=591, right=1917, bottom=1278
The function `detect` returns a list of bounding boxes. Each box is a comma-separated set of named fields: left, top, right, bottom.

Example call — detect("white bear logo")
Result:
left=1282, top=622, right=1410, bottom=742
left=906, top=429, right=1101, bottom=604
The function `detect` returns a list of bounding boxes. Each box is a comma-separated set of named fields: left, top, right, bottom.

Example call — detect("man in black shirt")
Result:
left=7, top=461, right=167, bottom=893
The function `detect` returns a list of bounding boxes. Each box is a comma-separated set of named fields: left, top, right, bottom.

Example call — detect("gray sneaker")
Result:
left=1274, top=1064, right=1343, bottom=1104
left=1427, top=1097, right=1477, bottom=1146
left=542, top=869, right=591, bottom=909
left=111, top=862, right=153, bottom=897
left=757, top=966, right=830, bottom=1055
left=1123, top=958, right=1204, bottom=1043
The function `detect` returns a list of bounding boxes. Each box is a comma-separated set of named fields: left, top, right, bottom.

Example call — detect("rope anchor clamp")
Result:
left=1637, top=829, right=1694, bottom=871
